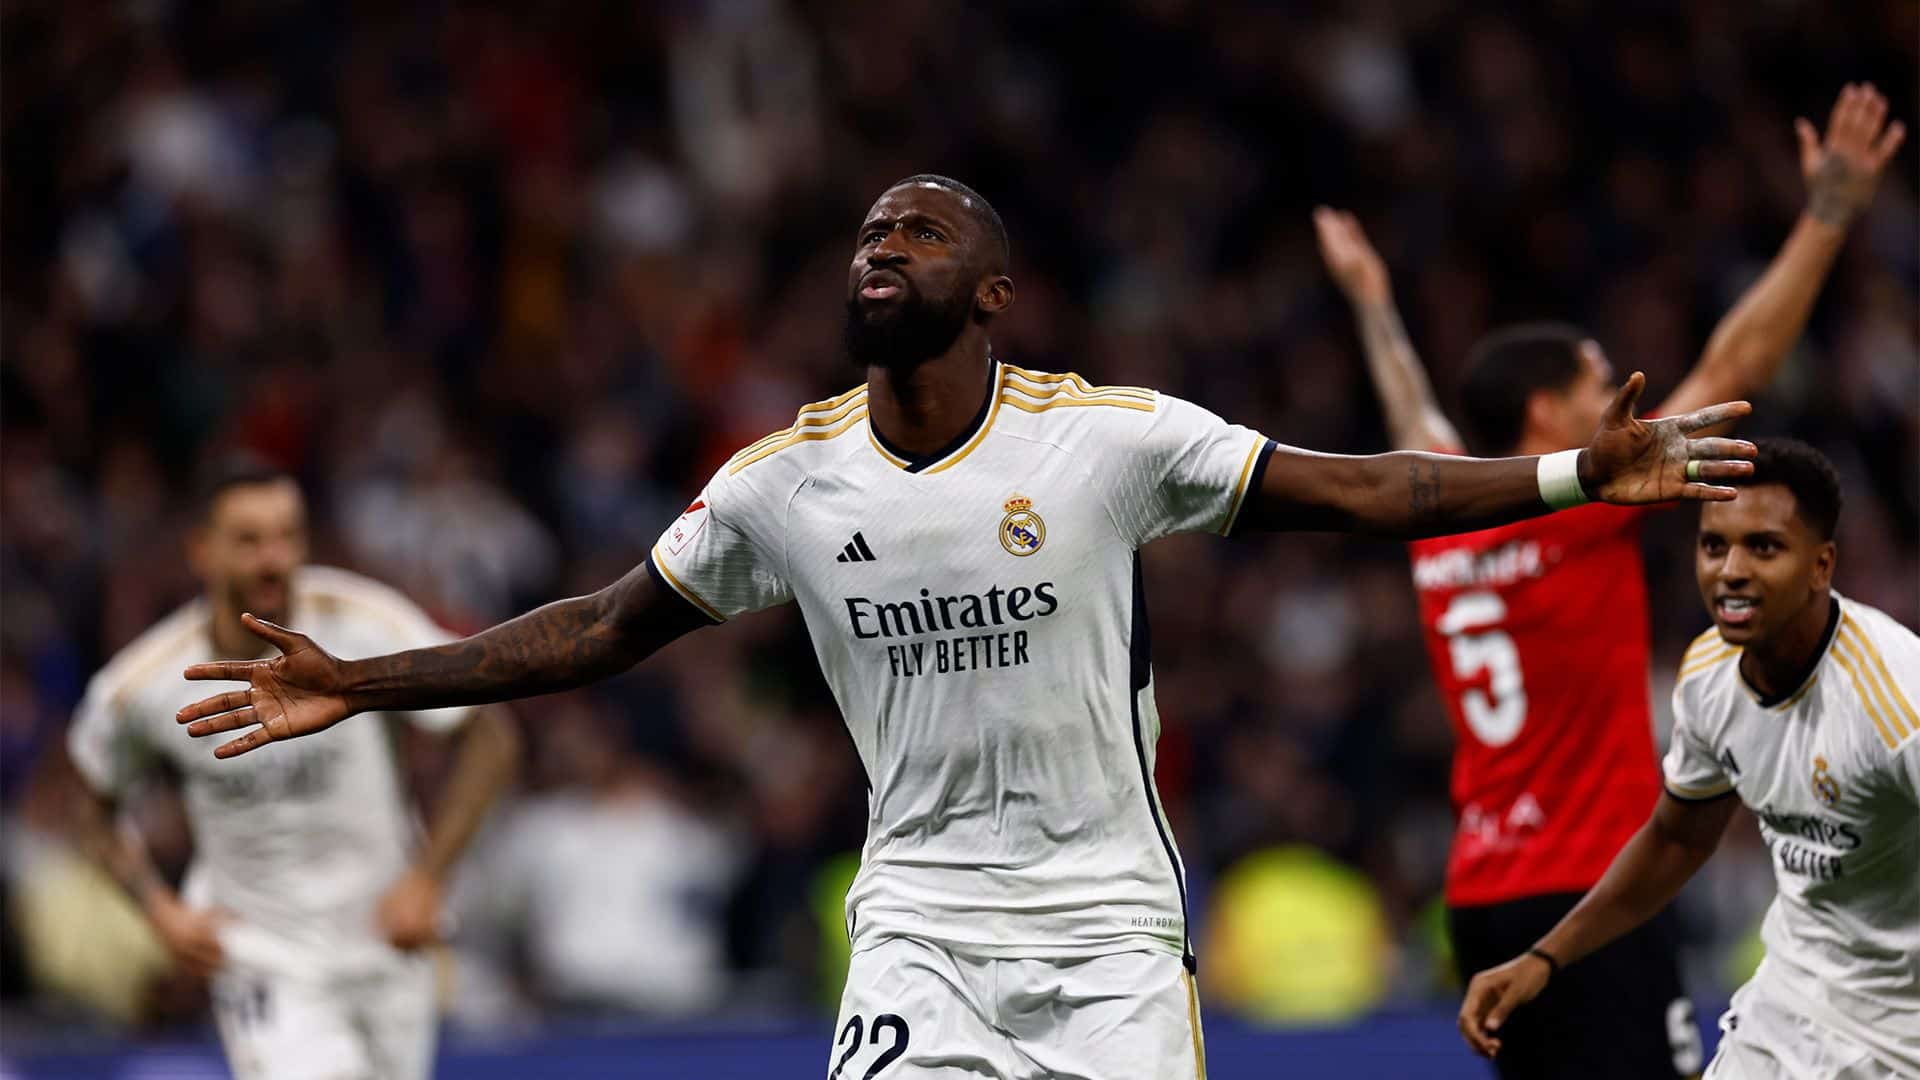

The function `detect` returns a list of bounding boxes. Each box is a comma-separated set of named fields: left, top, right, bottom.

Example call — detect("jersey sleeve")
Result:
left=66, top=673, right=150, bottom=798
left=1105, top=392, right=1273, bottom=547
left=1862, top=617, right=1920, bottom=802
left=648, top=464, right=794, bottom=621
left=1662, top=684, right=1734, bottom=801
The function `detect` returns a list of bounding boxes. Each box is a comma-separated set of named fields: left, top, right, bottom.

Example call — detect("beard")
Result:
left=844, top=285, right=974, bottom=372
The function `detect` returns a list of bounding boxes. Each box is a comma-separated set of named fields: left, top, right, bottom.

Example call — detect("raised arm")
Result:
left=1313, top=207, right=1464, bottom=452
left=1659, top=83, right=1904, bottom=422
left=1235, top=372, right=1755, bottom=538
left=1457, top=791, right=1740, bottom=1059
left=177, top=560, right=709, bottom=758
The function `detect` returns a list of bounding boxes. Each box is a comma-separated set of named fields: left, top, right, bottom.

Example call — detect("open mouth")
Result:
left=859, top=271, right=906, bottom=301
left=1714, top=596, right=1758, bottom=627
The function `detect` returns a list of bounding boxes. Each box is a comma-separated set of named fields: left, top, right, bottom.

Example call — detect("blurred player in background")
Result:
left=1460, top=439, right=1920, bottom=1078
left=63, top=458, right=519, bottom=1080
left=171, top=175, right=1757, bottom=1080
left=1317, top=85, right=1903, bottom=1079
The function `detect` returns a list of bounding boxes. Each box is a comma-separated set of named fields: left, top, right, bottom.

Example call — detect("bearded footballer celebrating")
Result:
left=174, top=175, right=1758, bottom=1079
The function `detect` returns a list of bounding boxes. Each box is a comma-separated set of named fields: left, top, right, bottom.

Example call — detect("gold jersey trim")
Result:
left=1833, top=620, right=1916, bottom=750
left=997, top=393, right=1155, bottom=415
left=649, top=544, right=726, bottom=623
left=727, top=404, right=870, bottom=475
left=1219, top=434, right=1267, bottom=536
left=729, top=388, right=869, bottom=463
left=1678, top=643, right=1740, bottom=681
left=1001, top=364, right=1155, bottom=401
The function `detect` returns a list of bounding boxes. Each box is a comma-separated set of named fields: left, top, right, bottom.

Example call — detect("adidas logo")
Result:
left=836, top=532, right=879, bottom=563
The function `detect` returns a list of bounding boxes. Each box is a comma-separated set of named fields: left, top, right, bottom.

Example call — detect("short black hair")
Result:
left=889, top=174, right=1010, bottom=274
left=1735, top=437, right=1843, bottom=540
left=193, top=452, right=296, bottom=523
left=1459, top=322, right=1591, bottom=456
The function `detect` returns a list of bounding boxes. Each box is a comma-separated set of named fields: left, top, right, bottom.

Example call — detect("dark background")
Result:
left=2, top=0, right=1914, bottom=1050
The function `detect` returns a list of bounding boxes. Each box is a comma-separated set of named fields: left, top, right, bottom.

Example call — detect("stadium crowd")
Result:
left=2, top=0, right=1914, bottom=1037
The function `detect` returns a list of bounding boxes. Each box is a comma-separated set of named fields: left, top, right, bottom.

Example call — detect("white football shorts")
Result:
left=1707, top=963, right=1915, bottom=1079
left=211, top=952, right=436, bottom=1080
left=827, top=935, right=1205, bottom=1080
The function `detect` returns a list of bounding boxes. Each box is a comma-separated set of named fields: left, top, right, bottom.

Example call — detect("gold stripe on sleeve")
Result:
left=1830, top=636, right=1901, bottom=751
left=997, top=394, right=1154, bottom=415
left=1218, top=434, right=1267, bottom=536
left=1680, top=628, right=1728, bottom=670
left=727, top=407, right=870, bottom=475
left=1678, top=645, right=1739, bottom=680
left=730, top=391, right=870, bottom=463
left=649, top=544, right=727, bottom=623
left=1837, top=628, right=1908, bottom=737
left=1844, top=618, right=1918, bottom=738
left=1002, top=365, right=1155, bottom=400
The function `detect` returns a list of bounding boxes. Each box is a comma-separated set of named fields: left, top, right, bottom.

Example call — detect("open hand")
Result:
left=1801, top=83, right=1905, bottom=226
left=176, top=613, right=356, bottom=758
left=1582, top=373, right=1755, bottom=504
left=1313, top=207, right=1392, bottom=307
left=1458, top=952, right=1553, bottom=1059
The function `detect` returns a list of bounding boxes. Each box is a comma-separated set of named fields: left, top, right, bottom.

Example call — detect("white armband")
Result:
left=1537, top=449, right=1590, bottom=510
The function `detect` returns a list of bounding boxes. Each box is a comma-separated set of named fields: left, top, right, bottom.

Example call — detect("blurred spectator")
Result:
left=450, top=695, right=744, bottom=1021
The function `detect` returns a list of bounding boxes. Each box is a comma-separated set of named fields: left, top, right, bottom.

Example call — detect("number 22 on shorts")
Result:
left=829, top=1013, right=911, bottom=1079
left=1439, top=590, right=1528, bottom=746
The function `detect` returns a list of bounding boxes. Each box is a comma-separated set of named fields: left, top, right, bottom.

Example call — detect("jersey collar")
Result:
left=1739, top=595, right=1842, bottom=709
left=867, top=358, right=1004, bottom=475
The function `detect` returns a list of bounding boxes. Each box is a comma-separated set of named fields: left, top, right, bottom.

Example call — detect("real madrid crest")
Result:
left=1811, top=755, right=1839, bottom=807
left=999, top=494, right=1045, bottom=556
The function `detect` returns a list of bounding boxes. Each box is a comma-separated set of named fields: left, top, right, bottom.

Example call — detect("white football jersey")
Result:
left=1665, top=593, right=1920, bottom=1072
left=651, top=360, right=1272, bottom=966
left=69, top=566, right=474, bottom=978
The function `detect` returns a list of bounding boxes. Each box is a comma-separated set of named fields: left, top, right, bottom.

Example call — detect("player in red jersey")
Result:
left=1317, top=84, right=1904, bottom=1079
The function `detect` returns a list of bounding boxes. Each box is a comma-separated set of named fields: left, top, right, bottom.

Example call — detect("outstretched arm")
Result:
left=177, top=560, right=709, bottom=758
left=1457, top=792, right=1739, bottom=1059
left=1313, top=207, right=1464, bottom=452
left=1235, top=373, right=1754, bottom=538
left=1660, top=83, right=1904, bottom=423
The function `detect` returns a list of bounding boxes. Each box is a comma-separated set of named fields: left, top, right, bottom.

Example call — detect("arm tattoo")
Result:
left=347, top=567, right=697, bottom=713
left=1806, top=157, right=1860, bottom=227
left=1407, top=460, right=1442, bottom=520
left=1357, top=301, right=1415, bottom=365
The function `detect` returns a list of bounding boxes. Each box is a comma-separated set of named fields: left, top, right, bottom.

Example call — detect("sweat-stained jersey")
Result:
left=1407, top=502, right=1665, bottom=906
left=1665, top=594, right=1920, bottom=1073
left=68, top=567, right=474, bottom=979
left=650, top=360, right=1273, bottom=966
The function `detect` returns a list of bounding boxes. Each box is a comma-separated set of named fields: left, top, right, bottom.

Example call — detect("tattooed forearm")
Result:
left=1805, top=157, right=1864, bottom=227
left=1407, top=459, right=1442, bottom=520
left=1250, top=449, right=1560, bottom=539
left=342, top=565, right=704, bottom=714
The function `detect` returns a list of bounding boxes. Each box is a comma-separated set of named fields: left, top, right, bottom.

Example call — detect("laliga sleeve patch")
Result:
left=667, top=497, right=711, bottom=556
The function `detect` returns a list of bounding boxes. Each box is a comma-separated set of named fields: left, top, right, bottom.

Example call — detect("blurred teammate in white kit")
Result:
left=64, top=458, right=518, bottom=1080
